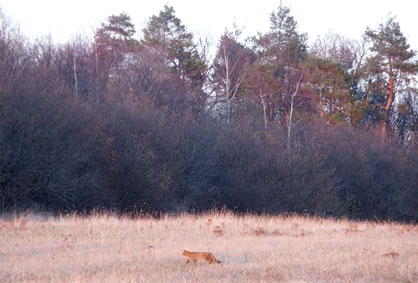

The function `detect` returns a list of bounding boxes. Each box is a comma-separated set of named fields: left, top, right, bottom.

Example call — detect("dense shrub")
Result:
left=321, top=127, right=418, bottom=221
left=1, top=11, right=416, bottom=221
left=0, top=91, right=110, bottom=211
left=1, top=88, right=417, bottom=221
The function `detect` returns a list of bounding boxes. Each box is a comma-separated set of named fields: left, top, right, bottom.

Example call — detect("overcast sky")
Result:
left=1, top=0, right=417, bottom=50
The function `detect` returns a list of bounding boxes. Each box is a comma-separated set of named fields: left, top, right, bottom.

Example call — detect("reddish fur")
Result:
left=182, top=250, right=221, bottom=264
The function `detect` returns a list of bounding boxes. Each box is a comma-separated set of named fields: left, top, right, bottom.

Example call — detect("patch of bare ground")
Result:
left=0, top=212, right=417, bottom=282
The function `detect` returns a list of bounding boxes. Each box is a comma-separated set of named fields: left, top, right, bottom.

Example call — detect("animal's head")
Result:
left=182, top=250, right=187, bottom=255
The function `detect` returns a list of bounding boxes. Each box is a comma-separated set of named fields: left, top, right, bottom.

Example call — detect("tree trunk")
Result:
left=382, top=55, right=394, bottom=136
left=287, top=90, right=296, bottom=150
left=94, top=41, right=99, bottom=76
left=223, top=41, right=231, bottom=124
left=73, top=52, right=78, bottom=97
left=319, top=85, right=324, bottom=118
left=287, top=72, right=304, bottom=151
left=260, top=89, right=268, bottom=129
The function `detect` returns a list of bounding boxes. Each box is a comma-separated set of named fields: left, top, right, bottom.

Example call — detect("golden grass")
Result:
left=0, top=212, right=417, bottom=282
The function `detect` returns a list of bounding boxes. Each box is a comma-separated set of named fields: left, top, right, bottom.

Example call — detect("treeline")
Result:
left=0, top=6, right=417, bottom=221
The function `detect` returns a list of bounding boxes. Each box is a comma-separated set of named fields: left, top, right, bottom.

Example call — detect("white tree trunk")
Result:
left=287, top=72, right=303, bottom=151
left=73, top=52, right=78, bottom=97
left=260, top=89, right=268, bottom=129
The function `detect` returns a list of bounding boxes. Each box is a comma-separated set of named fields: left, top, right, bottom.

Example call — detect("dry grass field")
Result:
left=0, top=212, right=417, bottom=282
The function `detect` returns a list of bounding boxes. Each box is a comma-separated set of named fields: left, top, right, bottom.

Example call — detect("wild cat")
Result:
left=182, top=250, right=221, bottom=264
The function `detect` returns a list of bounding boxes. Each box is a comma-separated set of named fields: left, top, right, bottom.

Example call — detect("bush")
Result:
left=0, top=91, right=109, bottom=212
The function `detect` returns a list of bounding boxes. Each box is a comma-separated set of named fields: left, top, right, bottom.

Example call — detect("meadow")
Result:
left=1, top=212, right=417, bottom=282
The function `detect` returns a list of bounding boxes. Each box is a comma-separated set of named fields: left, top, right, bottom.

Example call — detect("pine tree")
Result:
left=93, top=13, right=138, bottom=95
left=141, top=6, right=206, bottom=92
left=303, top=56, right=351, bottom=124
left=363, top=17, right=418, bottom=135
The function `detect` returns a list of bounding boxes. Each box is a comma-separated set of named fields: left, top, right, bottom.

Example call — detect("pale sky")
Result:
left=1, top=0, right=417, bottom=50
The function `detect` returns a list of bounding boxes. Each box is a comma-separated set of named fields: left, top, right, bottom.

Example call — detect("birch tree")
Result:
left=213, top=31, right=252, bottom=122
left=252, top=4, right=307, bottom=125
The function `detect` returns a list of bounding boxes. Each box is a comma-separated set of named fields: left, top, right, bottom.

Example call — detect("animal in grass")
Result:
left=182, top=250, right=221, bottom=264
